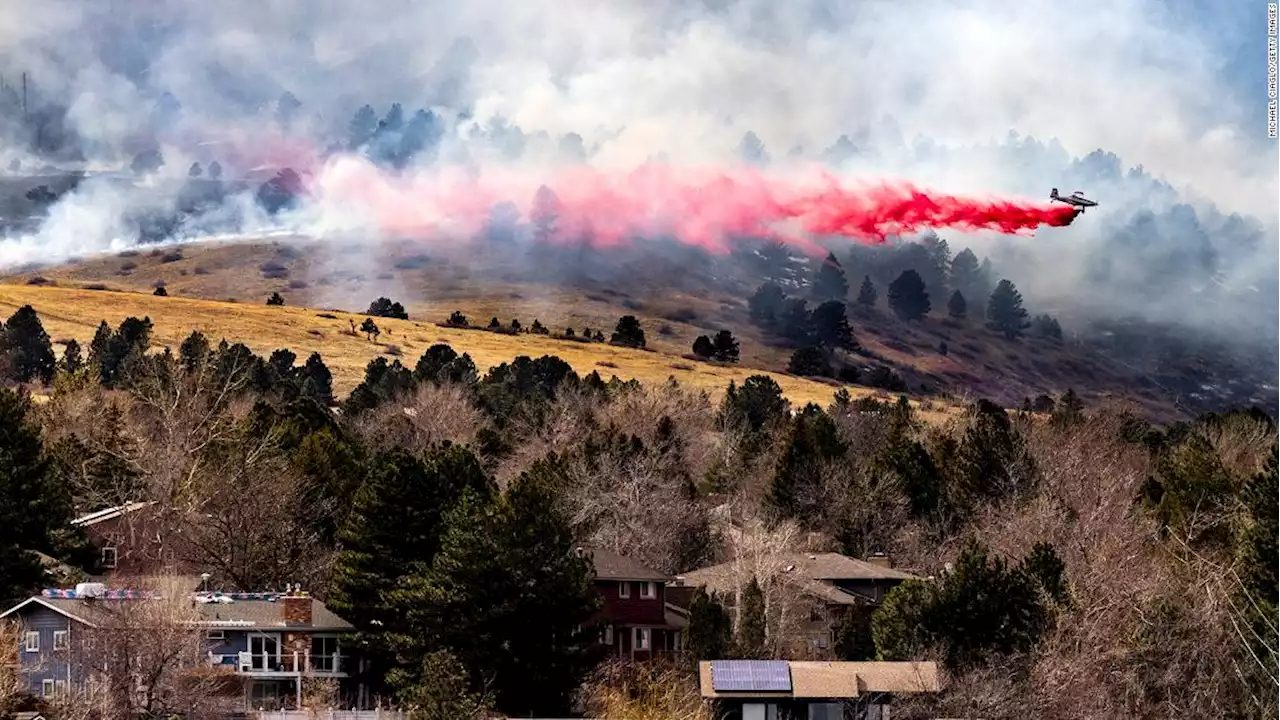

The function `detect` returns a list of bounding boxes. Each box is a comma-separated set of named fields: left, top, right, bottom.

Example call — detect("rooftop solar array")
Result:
left=710, top=660, right=792, bottom=692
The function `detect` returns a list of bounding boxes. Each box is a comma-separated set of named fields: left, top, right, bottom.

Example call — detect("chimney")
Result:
left=280, top=587, right=312, bottom=627
left=866, top=552, right=893, bottom=569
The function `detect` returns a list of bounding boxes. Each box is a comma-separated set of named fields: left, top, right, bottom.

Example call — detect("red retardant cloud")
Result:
left=312, top=159, right=1080, bottom=254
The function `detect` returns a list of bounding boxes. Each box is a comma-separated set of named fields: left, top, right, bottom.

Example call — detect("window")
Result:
left=809, top=607, right=824, bottom=622
left=55, top=680, right=67, bottom=696
left=53, top=631, right=68, bottom=650
left=808, top=702, right=843, bottom=720
left=617, top=581, right=631, bottom=598
left=311, top=636, right=339, bottom=673
left=24, top=632, right=39, bottom=653
left=101, top=546, right=118, bottom=569
left=41, top=679, right=54, bottom=697
left=640, top=582, right=657, bottom=599
left=205, top=630, right=226, bottom=642
left=743, top=703, right=779, bottom=720
left=602, top=625, right=614, bottom=646
left=813, top=635, right=829, bottom=649
left=634, top=627, right=650, bottom=651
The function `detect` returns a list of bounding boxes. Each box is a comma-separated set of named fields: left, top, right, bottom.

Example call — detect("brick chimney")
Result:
left=280, top=587, right=312, bottom=627
left=866, top=552, right=893, bottom=569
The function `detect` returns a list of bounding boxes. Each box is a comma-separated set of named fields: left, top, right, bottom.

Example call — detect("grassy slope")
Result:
left=0, top=283, right=959, bottom=418
left=3, top=239, right=1185, bottom=419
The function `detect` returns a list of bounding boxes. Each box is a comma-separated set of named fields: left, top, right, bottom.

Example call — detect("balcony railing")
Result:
left=206, top=651, right=349, bottom=676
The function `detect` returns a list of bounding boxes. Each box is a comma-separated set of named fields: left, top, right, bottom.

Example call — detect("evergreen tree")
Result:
left=394, top=467, right=600, bottom=716
left=987, top=279, right=1030, bottom=339
left=787, top=347, right=831, bottom=377
left=779, top=298, right=815, bottom=345
left=367, top=297, right=409, bottom=320
left=349, top=104, right=379, bottom=149
left=812, top=251, right=850, bottom=301
left=58, top=339, right=82, bottom=375
left=488, top=317, right=501, bottom=330
left=748, top=283, right=786, bottom=327
left=947, top=290, right=967, bottom=319
left=1031, top=313, right=1063, bottom=341
left=949, top=248, right=991, bottom=314
left=1244, top=443, right=1280, bottom=604
left=855, top=275, right=877, bottom=308
left=207, top=161, right=223, bottom=180
left=396, top=649, right=491, bottom=719
left=954, top=400, right=1038, bottom=506
left=328, top=445, right=496, bottom=697
left=887, top=270, right=931, bottom=321
left=832, top=600, right=876, bottom=661
left=683, top=587, right=733, bottom=662
left=736, top=576, right=767, bottom=658
left=188, top=162, right=203, bottom=178
left=447, top=311, right=468, bottom=327
left=610, top=315, right=646, bottom=348
left=0, top=389, right=76, bottom=605
left=712, top=330, right=740, bottom=363
left=266, top=292, right=284, bottom=306
left=767, top=403, right=847, bottom=520
left=360, top=318, right=381, bottom=341
left=2, top=305, right=56, bottom=384
left=810, top=301, right=857, bottom=350
left=691, top=335, right=714, bottom=359
left=720, top=376, right=790, bottom=435
left=1051, top=389, right=1085, bottom=428
left=300, top=352, right=334, bottom=406
left=531, top=185, right=560, bottom=244
left=152, top=286, right=167, bottom=297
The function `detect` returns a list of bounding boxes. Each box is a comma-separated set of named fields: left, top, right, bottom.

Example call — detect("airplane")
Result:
left=1049, top=188, right=1098, bottom=213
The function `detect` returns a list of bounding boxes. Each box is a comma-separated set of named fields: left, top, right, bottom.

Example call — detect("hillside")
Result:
left=5, top=237, right=1260, bottom=421
left=0, top=282, right=952, bottom=416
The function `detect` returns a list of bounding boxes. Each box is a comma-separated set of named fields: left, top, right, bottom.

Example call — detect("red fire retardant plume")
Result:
left=313, top=159, right=1081, bottom=253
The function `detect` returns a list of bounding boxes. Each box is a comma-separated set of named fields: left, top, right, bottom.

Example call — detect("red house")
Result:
left=581, top=547, right=687, bottom=660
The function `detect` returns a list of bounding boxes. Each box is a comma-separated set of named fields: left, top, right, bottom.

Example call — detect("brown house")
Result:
left=70, top=502, right=178, bottom=579
left=674, top=552, right=920, bottom=658
left=581, top=547, right=687, bottom=660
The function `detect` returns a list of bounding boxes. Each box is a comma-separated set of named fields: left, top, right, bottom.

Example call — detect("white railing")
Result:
left=205, top=651, right=347, bottom=675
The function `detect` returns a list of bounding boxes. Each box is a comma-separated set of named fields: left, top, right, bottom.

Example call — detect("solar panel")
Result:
left=710, top=660, right=792, bottom=692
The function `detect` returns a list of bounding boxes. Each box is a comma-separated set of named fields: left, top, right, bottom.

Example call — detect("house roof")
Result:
left=697, top=660, right=940, bottom=699
left=70, top=501, right=157, bottom=528
left=785, top=553, right=919, bottom=582
left=581, top=547, right=672, bottom=582
left=1, top=595, right=354, bottom=632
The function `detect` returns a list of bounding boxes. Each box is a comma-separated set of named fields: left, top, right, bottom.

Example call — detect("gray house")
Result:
left=1, top=582, right=366, bottom=711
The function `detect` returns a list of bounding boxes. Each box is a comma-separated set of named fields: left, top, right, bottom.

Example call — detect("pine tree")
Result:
left=833, top=600, right=876, bottom=660
left=1051, top=389, right=1085, bottom=428
left=300, top=352, right=334, bottom=407
left=712, top=330, right=740, bottom=363
left=683, top=587, right=733, bottom=663
left=152, top=286, right=167, bottom=297
left=2, top=305, right=56, bottom=384
left=1239, top=443, right=1280, bottom=604
left=266, top=292, right=284, bottom=306
left=0, top=389, right=75, bottom=605
left=812, top=251, right=849, bottom=301
left=736, top=576, right=767, bottom=657
left=691, top=335, right=714, bottom=359
left=767, top=403, right=848, bottom=519
left=360, top=318, right=380, bottom=341
left=810, top=301, right=857, bottom=350
left=887, top=270, right=931, bottom=321
left=610, top=315, right=646, bottom=349
left=394, top=466, right=599, bottom=716
left=856, top=275, right=877, bottom=308
left=207, top=161, right=223, bottom=180
left=58, top=339, right=82, bottom=375
left=987, top=279, right=1030, bottom=339
left=328, top=445, right=495, bottom=697
left=787, top=347, right=831, bottom=377
left=948, top=290, right=967, bottom=319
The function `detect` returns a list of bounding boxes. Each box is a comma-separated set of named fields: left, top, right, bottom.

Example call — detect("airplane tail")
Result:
left=1050, top=187, right=1059, bottom=199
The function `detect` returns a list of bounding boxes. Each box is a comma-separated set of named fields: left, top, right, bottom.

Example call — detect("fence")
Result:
left=252, top=707, right=401, bottom=712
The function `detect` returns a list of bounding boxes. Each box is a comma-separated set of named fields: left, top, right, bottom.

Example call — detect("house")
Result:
left=0, top=582, right=367, bottom=711
left=673, top=552, right=919, bottom=657
left=698, top=659, right=940, bottom=720
left=581, top=546, right=688, bottom=660
left=70, top=501, right=174, bottom=578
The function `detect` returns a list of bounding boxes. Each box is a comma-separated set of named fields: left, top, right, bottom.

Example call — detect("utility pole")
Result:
left=21, top=72, right=27, bottom=117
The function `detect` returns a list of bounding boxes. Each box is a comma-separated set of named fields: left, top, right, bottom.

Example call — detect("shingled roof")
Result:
left=3, top=595, right=353, bottom=632
left=580, top=546, right=672, bottom=582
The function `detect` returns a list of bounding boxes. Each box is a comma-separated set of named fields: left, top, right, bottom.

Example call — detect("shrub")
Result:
left=159, top=251, right=183, bottom=263
left=260, top=261, right=289, bottom=279
left=193, top=266, right=210, bottom=275
left=120, top=261, right=137, bottom=272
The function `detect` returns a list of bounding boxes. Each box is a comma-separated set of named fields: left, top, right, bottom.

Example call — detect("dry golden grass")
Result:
left=0, top=283, right=958, bottom=420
